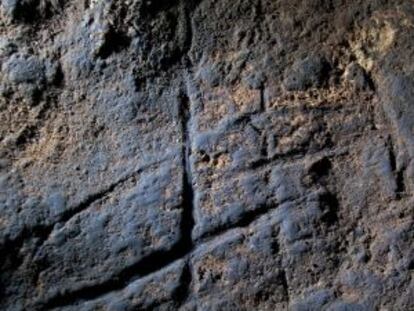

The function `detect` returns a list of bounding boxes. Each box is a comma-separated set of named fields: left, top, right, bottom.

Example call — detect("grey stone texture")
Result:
left=0, top=0, right=413, bottom=310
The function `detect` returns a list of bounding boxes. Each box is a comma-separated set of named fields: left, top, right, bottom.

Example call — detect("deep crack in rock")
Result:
left=1, top=1, right=413, bottom=310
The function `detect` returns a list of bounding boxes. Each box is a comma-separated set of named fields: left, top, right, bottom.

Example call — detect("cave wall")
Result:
left=0, top=0, right=413, bottom=310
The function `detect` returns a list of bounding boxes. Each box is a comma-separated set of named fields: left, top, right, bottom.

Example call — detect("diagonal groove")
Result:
left=0, top=158, right=170, bottom=254
left=35, top=107, right=349, bottom=310
left=40, top=194, right=304, bottom=310
left=38, top=91, right=197, bottom=310
left=34, top=92, right=349, bottom=310
left=38, top=198, right=289, bottom=309
left=247, top=146, right=349, bottom=172
left=38, top=243, right=191, bottom=310
left=196, top=194, right=309, bottom=244
left=195, top=202, right=278, bottom=243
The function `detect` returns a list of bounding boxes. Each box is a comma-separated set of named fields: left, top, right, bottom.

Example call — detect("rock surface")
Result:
left=0, top=0, right=413, bottom=310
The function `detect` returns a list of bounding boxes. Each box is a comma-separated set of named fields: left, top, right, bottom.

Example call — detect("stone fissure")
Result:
left=40, top=192, right=305, bottom=309
left=176, top=90, right=196, bottom=303
left=36, top=131, right=350, bottom=309
left=2, top=1, right=413, bottom=310
left=280, top=269, right=290, bottom=305
left=38, top=92, right=198, bottom=310
left=0, top=159, right=169, bottom=252
left=387, top=136, right=406, bottom=199
left=179, top=92, right=195, bottom=252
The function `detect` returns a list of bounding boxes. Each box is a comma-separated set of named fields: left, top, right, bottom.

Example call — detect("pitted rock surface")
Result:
left=0, top=1, right=413, bottom=310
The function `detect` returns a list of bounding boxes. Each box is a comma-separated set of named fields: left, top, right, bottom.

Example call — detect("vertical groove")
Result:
left=176, top=89, right=195, bottom=306
left=388, top=136, right=406, bottom=199
left=179, top=92, right=195, bottom=251
left=280, top=269, right=290, bottom=306
left=259, top=82, right=266, bottom=112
